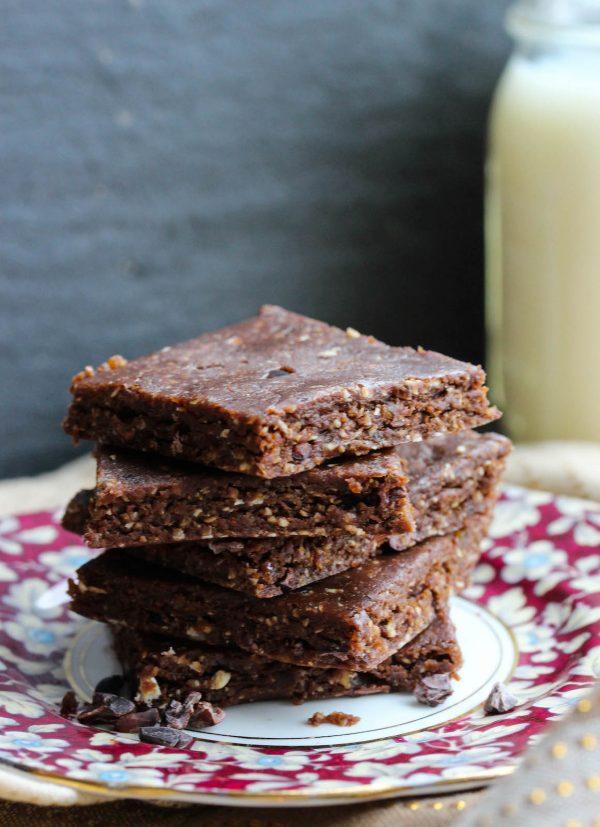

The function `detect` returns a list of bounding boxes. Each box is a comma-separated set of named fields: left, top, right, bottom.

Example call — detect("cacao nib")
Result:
left=139, top=725, right=190, bottom=748
left=414, top=673, right=452, bottom=707
left=188, top=701, right=225, bottom=728
left=108, top=696, right=136, bottom=717
left=163, top=699, right=191, bottom=730
left=266, top=368, right=292, bottom=378
left=92, top=691, right=117, bottom=707
left=115, top=708, right=160, bottom=733
left=59, top=690, right=78, bottom=718
left=77, top=704, right=113, bottom=725
left=292, top=442, right=311, bottom=461
left=176, top=731, right=194, bottom=749
left=78, top=694, right=135, bottom=724
left=183, top=691, right=203, bottom=712
left=483, top=682, right=518, bottom=715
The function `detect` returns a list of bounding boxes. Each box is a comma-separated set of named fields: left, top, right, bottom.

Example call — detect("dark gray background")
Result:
left=1, top=0, right=511, bottom=478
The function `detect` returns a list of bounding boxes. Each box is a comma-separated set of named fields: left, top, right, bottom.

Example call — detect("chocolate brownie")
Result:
left=128, top=429, right=507, bottom=596
left=63, top=305, right=500, bottom=477
left=389, top=431, right=510, bottom=551
left=62, top=444, right=413, bottom=548
left=113, top=610, right=462, bottom=706
left=63, top=431, right=509, bottom=551
left=62, top=432, right=508, bottom=598
left=69, top=510, right=489, bottom=670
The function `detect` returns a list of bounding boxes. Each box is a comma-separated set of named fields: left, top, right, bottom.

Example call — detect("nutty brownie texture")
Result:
left=113, top=610, right=462, bottom=706
left=63, top=431, right=509, bottom=550
left=63, top=305, right=500, bottom=477
left=69, top=510, right=489, bottom=671
left=62, top=432, right=509, bottom=598
left=389, top=431, right=510, bottom=551
left=134, top=534, right=381, bottom=599
left=62, top=443, right=413, bottom=548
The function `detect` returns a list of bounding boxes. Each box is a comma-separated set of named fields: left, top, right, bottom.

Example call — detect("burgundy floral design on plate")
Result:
left=0, top=486, right=598, bottom=805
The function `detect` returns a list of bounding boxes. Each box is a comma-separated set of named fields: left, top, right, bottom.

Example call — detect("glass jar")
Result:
left=485, top=0, right=600, bottom=442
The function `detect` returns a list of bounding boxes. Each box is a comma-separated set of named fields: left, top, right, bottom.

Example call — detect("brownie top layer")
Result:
left=66, top=305, right=495, bottom=421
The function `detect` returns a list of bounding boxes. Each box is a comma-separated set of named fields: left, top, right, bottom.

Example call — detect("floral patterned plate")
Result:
left=0, top=485, right=598, bottom=807
left=65, top=597, right=516, bottom=748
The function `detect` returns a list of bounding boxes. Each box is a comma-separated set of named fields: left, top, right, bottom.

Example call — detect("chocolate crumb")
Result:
left=483, top=682, right=518, bottom=715
left=307, top=711, right=360, bottom=727
left=59, top=690, right=79, bottom=719
left=414, top=673, right=452, bottom=707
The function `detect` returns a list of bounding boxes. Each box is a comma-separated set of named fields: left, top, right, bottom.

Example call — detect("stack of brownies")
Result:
left=63, top=306, right=510, bottom=713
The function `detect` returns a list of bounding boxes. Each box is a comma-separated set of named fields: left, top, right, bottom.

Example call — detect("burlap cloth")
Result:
left=0, top=441, right=598, bottom=825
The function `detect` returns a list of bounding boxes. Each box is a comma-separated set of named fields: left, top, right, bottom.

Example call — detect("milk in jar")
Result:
left=486, top=0, right=600, bottom=442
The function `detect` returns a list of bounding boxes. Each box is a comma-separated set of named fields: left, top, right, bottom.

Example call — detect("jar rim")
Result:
left=507, top=2, right=600, bottom=46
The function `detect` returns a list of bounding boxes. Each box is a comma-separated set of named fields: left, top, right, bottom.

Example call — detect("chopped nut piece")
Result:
left=135, top=669, right=161, bottom=703
left=72, top=365, right=95, bottom=383
left=209, top=670, right=231, bottom=690
left=98, top=354, right=128, bottom=372
left=383, top=620, right=397, bottom=638
left=337, top=671, right=354, bottom=690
